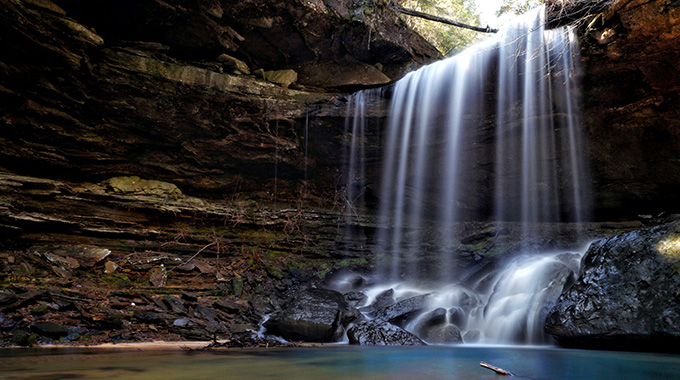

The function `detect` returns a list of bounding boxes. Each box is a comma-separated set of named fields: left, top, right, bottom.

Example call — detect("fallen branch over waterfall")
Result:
left=480, top=361, right=515, bottom=376
left=393, top=5, right=498, bottom=33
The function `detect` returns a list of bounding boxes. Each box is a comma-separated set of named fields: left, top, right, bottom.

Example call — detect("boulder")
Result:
left=344, top=291, right=368, bottom=308
left=347, top=318, right=426, bottom=346
left=546, top=221, right=680, bottom=352
left=263, top=69, right=298, bottom=87
left=412, top=308, right=463, bottom=344
left=264, top=288, right=358, bottom=342
left=30, top=322, right=69, bottom=339
left=217, top=54, right=250, bottom=75
left=103, top=176, right=183, bottom=199
left=374, top=293, right=430, bottom=327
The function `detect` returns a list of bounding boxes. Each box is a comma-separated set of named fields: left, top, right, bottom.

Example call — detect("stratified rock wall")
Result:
left=575, top=0, right=680, bottom=218
left=0, top=0, right=436, bottom=203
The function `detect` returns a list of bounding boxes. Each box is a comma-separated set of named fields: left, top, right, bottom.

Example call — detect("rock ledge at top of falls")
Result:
left=546, top=221, right=680, bottom=352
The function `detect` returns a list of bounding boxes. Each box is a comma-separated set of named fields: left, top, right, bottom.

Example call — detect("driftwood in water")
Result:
left=480, top=361, right=515, bottom=376
left=394, top=5, right=498, bottom=33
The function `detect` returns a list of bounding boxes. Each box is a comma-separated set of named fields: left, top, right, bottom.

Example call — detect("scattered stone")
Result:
left=263, top=69, right=297, bottom=87
left=360, top=288, right=395, bottom=315
left=104, top=261, right=118, bottom=274
left=0, top=292, right=18, bottom=306
left=102, top=176, right=183, bottom=199
left=149, top=266, right=166, bottom=287
left=173, top=318, right=192, bottom=327
left=213, top=298, right=241, bottom=314
left=217, top=54, right=250, bottom=74
left=161, top=295, right=188, bottom=315
left=31, top=322, right=69, bottom=339
left=0, top=313, right=15, bottom=329
left=65, top=326, right=86, bottom=341
left=132, top=310, right=176, bottom=325
left=232, top=278, right=244, bottom=297
left=11, top=330, right=38, bottom=347
left=347, top=318, right=426, bottom=346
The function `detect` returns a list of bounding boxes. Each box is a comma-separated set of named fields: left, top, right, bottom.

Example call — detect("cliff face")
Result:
left=576, top=0, right=680, bottom=218
left=0, top=0, right=439, bottom=202
left=0, top=0, right=440, bottom=345
left=2, top=0, right=680, bottom=347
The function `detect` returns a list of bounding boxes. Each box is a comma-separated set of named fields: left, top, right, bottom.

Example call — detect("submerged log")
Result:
left=480, top=361, right=515, bottom=376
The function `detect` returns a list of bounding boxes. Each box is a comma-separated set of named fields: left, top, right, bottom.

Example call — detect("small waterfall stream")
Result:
left=338, top=7, right=592, bottom=345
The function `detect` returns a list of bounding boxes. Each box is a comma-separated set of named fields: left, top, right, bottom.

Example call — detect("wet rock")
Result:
left=264, top=288, right=355, bottom=342
left=344, top=291, right=367, bottom=308
left=347, top=318, right=425, bottom=346
left=64, top=326, right=86, bottom=341
left=546, top=221, right=680, bottom=352
left=11, top=330, right=38, bottom=347
left=213, top=298, right=241, bottom=314
left=423, top=325, right=462, bottom=344
left=413, top=308, right=462, bottom=344
left=361, top=288, right=395, bottom=315
left=31, top=322, right=69, bottom=339
left=374, top=294, right=430, bottom=327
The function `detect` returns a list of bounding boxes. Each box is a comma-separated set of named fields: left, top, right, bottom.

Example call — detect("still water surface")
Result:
left=1, top=345, right=679, bottom=379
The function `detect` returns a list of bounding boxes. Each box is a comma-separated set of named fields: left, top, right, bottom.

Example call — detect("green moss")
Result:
left=30, top=304, right=50, bottom=316
left=102, top=274, right=133, bottom=288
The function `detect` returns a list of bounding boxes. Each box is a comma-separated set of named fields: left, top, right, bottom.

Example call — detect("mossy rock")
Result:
left=103, top=176, right=183, bottom=198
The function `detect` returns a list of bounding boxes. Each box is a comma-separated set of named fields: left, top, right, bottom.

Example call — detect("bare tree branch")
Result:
left=394, top=5, right=498, bottom=33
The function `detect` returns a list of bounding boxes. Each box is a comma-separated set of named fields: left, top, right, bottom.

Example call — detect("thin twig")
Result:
left=167, top=241, right=217, bottom=272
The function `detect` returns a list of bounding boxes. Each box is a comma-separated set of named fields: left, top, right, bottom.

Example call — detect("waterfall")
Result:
left=337, top=6, right=592, bottom=345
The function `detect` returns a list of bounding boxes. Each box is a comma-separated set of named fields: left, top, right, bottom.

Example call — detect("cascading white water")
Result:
left=338, top=6, right=593, bottom=345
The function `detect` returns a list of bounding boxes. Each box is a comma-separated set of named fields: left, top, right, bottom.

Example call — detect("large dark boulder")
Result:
left=264, top=288, right=358, bottom=342
left=374, top=293, right=430, bottom=327
left=546, top=221, right=680, bottom=352
left=412, top=308, right=462, bottom=344
left=347, top=318, right=425, bottom=346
